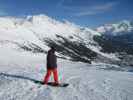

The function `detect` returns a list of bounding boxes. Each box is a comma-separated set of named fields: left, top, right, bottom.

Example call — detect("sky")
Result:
left=0, top=0, right=133, bottom=28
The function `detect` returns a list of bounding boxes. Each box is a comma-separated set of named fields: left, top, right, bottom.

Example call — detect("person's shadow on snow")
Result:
left=0, top=72, right=43, bottom=84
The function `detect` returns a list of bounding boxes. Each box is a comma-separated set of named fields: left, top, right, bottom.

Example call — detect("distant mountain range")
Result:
left=95, top=20, right=133, bottom=66
left=96, top=20, right=133, bottom=36
left=0, top=15, right=133, bottom=66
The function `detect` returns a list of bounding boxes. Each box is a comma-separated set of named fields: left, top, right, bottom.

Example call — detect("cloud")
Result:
left=76, top=2, right=118, bottom=16
left=91, top=2, right=118, bottom=10
left=77, top=2, right=118, bottom=16
left=57, top=1, right=118, bottom=17
left=56, top=0, right=74, bottom=8
left=75, top=10, right=100, bottom=16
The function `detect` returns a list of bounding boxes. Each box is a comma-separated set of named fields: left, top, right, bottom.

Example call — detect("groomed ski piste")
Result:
left=0, top=48, right=133, bottom=100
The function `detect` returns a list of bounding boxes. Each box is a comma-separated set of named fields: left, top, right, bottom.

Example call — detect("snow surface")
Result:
left=0, top=15, right=100, bottom=53
left=0, top=14, right=120, bottom=61
left=0, top=15, right=133, bottom=100
left=0, top=49, right=133, bottom=100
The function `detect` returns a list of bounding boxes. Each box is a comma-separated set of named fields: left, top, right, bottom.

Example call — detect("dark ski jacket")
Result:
left=47, top=49, right=57, bottom=69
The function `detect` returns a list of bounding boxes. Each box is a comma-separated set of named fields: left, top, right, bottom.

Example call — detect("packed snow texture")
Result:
left=0, top=49, right=133, bottom=100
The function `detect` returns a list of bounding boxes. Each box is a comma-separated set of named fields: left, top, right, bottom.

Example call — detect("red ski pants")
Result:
left=44, top=68, right=59, bottom=84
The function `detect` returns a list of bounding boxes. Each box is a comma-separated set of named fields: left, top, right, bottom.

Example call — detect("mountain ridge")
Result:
left=0, top=15, right=132, bottom=65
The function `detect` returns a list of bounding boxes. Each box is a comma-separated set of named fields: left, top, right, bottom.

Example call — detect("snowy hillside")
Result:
left=0, top=15, right=133, bottom=100
left=0, top=15, right=99, bottom=47
left=94, top=20, right=133, bottom=66
left=0, top=49, right=133, bottom=100
left=0, top=14, right=119, bottom=64
left=0, top=15, right=101, bottom=63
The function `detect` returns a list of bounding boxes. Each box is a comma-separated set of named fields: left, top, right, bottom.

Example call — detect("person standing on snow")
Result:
left=43, top=47, right=59, bottom=85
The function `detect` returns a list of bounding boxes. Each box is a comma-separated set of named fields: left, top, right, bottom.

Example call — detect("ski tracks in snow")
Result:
left=0, top=63, right=133, bottom=100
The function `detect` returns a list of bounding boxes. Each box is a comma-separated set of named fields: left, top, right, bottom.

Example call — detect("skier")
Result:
left=43, top=47, right=59, bottom=85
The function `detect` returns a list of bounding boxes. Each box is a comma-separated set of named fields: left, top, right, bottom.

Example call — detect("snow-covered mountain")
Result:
left=0, top=15, right=99, bottom=45
left=1, top=15, right=133, bottom=66
left=94, top=20, right=133, bottom=66
left=1, top=14, right=119, bottom=64
left=96, top=20, right=133, bottom=36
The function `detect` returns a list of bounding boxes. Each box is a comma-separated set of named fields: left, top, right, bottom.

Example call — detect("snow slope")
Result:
left=0, top=14, right=120, bottom=63
left=0, top=15, right=133, bottom=100
left=0, top=15, right=99, bottom=49
left=0, top=49, right=133, bottom=100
